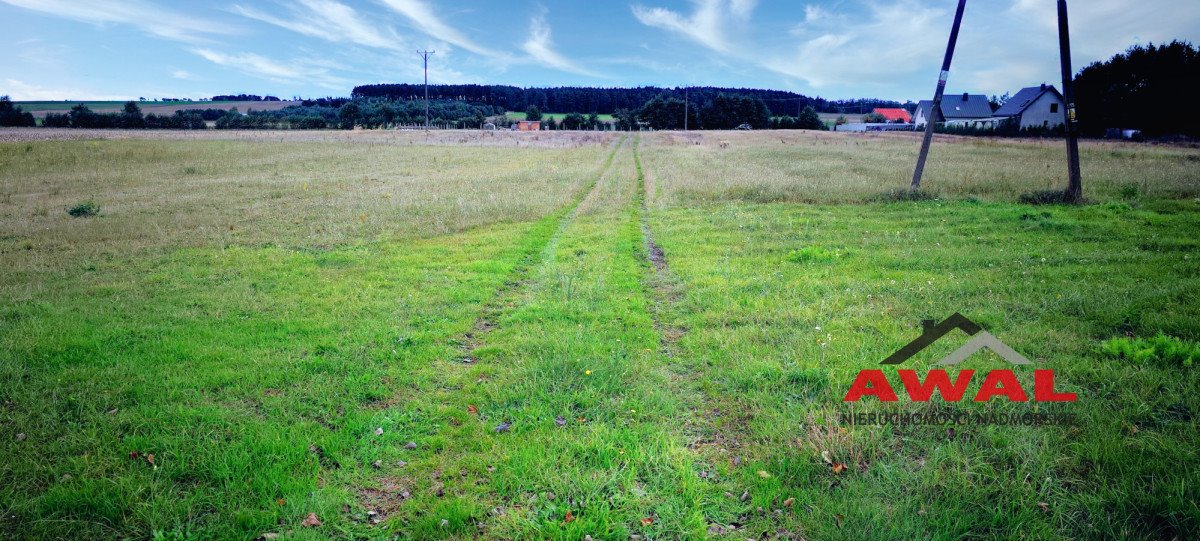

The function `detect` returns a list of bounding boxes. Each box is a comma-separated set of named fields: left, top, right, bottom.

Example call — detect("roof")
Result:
left=914, top=94, right=992, bottom=122
left=993, top=85, right=1063, bottom=117
left=874, top=108, right=912, bottom=123
left=938, top=94, right=993, bottom=119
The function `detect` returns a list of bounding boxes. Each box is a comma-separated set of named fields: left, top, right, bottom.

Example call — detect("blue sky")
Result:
left=2, top=0, right=1198, bottom=103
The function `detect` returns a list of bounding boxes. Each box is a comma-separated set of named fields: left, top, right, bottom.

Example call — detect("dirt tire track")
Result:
left=353, top=136, right=628, bottom=526
left=456, top=135, right=628, bottom=362
left=632, top=137, right=755, bottom=506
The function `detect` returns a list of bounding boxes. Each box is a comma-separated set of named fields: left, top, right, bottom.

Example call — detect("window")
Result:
left=1051, top=103, right=1060, bottom=113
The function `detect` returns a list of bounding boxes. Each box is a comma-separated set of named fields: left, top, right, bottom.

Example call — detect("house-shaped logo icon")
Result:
left=882, top=313, right=1032, bottom=366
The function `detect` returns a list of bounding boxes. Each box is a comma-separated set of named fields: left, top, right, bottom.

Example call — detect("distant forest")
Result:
left=351, top=84, right=904, bottom=116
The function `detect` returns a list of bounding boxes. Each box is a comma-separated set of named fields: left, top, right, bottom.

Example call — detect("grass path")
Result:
left=360, top=136, right=749, bottom=539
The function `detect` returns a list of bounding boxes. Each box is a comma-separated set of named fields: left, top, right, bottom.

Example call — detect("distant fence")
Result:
left=834, top=123, right=915, bottom=133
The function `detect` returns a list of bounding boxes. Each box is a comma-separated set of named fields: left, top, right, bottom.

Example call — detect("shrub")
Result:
left=1101, top=333, right=1199, bottom=367
left=67, top=201, right=100, bottom=217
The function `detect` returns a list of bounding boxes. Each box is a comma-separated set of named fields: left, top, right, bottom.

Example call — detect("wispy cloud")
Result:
left=376, top=0, right=498, bottom=58
left=231, top=0, right=404, bottom=51
left=522, top=10, right=603, bottom=78
left=191, top=49, right=349, bottom=90
left=0, top=0, right=231, bottom=43
left=171, top=70, right=198, bottom=81
left=771, top=1, right=947, bottom=88
left=2, top=78, right=128, bottom=101
left=632, top=0, right=946, bottom=90
left=631, top=0, right=748, bottom=54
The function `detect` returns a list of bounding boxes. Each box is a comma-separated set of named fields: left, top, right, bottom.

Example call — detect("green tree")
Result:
left=700, top=94, right=770, bottom=130
left=862, top=112, right=887, bottom=123
left=525, top=105, right=543, bottom=121
left=639, top=95, right=697, bottom=130
left=561, top=112, right=585, bottom=130
left=797, top=106, right=825, bottom=130
left=0, top=96, right=36, bottom=127
left=121, top=101, right=145, bottom=128
left=613, top=108, right=638, bottom=131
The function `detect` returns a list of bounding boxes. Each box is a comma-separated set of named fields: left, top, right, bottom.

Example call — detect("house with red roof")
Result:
left=873, top=108, right=912, bottom=124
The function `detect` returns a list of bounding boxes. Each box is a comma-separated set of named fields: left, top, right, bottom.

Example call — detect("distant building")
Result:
left=515, top=120, right=541, bottom=131
left=873, top=108, right=913, bottom=123
left=992, top=84, right=1066, bottom=130
left=914, top=93, right=994, bottom=129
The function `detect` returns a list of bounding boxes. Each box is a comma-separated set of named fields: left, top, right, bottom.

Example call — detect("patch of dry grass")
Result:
left=0, top=136, right=614, bottom=289
left=639, top=130, right=1200, bottom=205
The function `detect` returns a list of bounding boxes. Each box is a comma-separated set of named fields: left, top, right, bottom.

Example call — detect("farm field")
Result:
left=1, top=130, right=1198, bottom=540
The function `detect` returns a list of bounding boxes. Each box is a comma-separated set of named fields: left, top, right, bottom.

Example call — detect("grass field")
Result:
left=1, top=130, right=1198, bottom=540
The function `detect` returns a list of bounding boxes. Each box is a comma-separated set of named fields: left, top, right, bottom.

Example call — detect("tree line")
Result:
left=629, top=93, right=825, bottom=131
left=352, top=84, right=901, bottom=117
left=0, top=96, right=36, bottom=127
left=1074, top=40, right=1199, bottom=137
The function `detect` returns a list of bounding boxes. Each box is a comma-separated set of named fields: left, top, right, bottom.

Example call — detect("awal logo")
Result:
left=844, top=313, right=1077, bottom=403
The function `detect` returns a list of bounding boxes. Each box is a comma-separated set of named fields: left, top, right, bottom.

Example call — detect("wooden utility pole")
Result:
left=1057, top=0, right=1083, bottom=203
left=417, top=50, right=435, bottom=130
left=911, top=0, right=968, bottom=191
left=684, top=87, right=689, bottom=131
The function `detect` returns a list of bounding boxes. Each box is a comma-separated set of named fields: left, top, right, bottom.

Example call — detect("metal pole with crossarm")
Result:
left=911, top=0, right=968, bottom=191
left=417, top=50, right=435, bottom=130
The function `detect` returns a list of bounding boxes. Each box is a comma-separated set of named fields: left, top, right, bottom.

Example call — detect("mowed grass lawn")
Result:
left=1, top=130, right=1198, bottom=540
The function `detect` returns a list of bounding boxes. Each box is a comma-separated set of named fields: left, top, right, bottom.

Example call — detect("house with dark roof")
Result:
left=913, top=93, right=994, bottom=129
left=993, top=84, right=1065, bottom=130
left=873, top=108, right=912, bottom=123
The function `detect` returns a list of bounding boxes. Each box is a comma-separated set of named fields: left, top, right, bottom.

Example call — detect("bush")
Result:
left=1101, top=333, right=1199, bottom=367
left=67, top=201, right=100, bottom=217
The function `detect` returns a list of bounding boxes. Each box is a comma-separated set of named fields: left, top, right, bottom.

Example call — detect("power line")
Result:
left=417, top=50, right=435, bottom=130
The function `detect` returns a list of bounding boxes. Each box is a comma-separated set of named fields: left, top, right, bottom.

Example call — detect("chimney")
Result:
left=1040, top=83, right=1047, bottom=91
left=961, top=93, right=968, bottom=101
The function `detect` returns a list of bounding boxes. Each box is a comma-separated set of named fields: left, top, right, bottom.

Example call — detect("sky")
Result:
left=2, top=0, right=1198, bottom=103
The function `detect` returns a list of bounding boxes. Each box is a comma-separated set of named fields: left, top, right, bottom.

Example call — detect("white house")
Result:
left=992, top=85, right=1066, bottom=130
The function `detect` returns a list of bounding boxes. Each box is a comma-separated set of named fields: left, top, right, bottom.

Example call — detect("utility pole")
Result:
left=1057, top=0, right=1083, bottom=203
left=911, top=0, right=968, bottom=192
left=417, top=50, right=435, bottom=130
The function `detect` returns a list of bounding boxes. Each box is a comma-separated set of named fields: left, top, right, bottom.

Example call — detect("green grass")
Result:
left=1, top=132, right=1198, bottom=539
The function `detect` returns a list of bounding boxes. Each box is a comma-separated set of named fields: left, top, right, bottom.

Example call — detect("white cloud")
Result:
left=0, top=0, right=231, bottom=43
left=191, top=49, right=349, bottom=90
left=171, top=70, right=198, bottom=80
left=521, top=10, right=603, bottom=77
left=376, top=0, right=499, bottom=58
left=231, top=0, right=404, bottom=51
left=771, top=1, right=948, bottom=88
left=1, top=78, right=127, bottom=101
left=631, top=0, right=737, bottom=53
left=1010, top=0, right=1200, bottom=60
